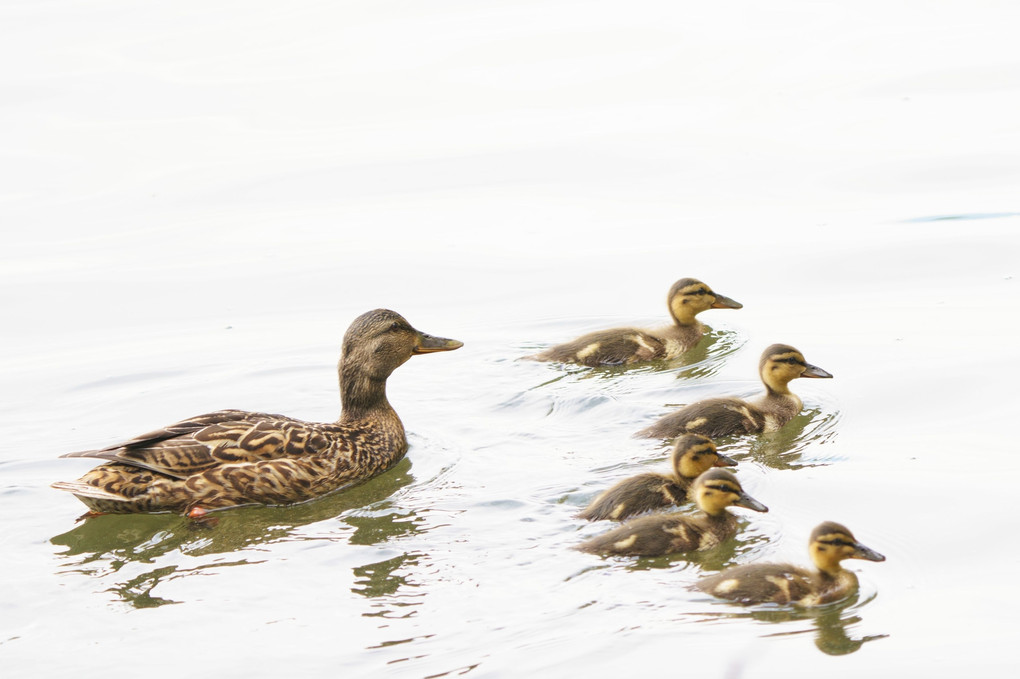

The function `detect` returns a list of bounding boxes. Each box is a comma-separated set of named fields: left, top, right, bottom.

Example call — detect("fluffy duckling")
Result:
left=637, top=343, right=832, bottom=439
left=528, top=278, right=741, bottom=366
left=575, top=468, right=768, bottom=557
left=577, top=434, right=737, bottom=521
left=52, top=309, right=462, bottom=516
left=695, top=521, right=885, bottom=606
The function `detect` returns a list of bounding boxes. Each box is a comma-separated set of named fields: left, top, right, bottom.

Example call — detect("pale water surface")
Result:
left=3, top=1, right=1020, bottom=677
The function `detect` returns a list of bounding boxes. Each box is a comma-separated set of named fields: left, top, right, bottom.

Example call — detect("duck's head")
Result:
left=692, top=468, right=768, bottom=516
left=759, top=344, right=833, bottom=395
left=340, top=309, right=463, bottom=381
left=667, top=278, right=742, bottom=326
left=672, top=434, right=737, bottom=480
left=808, top=521, right=886, bottom=575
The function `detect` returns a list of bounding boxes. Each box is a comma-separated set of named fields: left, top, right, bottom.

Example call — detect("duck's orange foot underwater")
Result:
left=186, top=506, right=209, bottom=519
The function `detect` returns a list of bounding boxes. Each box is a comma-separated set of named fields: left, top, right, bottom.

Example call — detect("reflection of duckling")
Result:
left=528, top=278, right=741, bottom=366
left=695, top=521, right=885, bottom=606
left=52, top=309, right=462, bottom=516
left=637, top=344, right=832, bottom=439
left=575, top=469, right=767, bottom=557
left=578, top=434, right=737, bottom=521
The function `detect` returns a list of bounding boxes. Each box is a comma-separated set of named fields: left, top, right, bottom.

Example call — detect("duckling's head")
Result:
left=758, top=344, right=833, bottom=395
left=672, top=434, right=737, bottom=479
left=340, top=309, right=463, bottom=383
left=692, top=468, right=768, bottom=516
left=666, top=278, right=742, bottom=326
left=809, top=521, right=886, bottom=575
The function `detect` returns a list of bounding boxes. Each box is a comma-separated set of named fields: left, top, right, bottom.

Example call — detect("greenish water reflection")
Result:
left=697, top=594, right=887, bottom=656
left=713, top=408, right=842, bottom=471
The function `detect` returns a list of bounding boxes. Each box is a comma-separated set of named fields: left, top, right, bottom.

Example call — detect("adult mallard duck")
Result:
left=51, top=309, right=462, bottom=517
left=575, top=468, right=767, bottom=557
left=637, top=343, right=832, bottom=439
left=527, top=278, right=741, bottom=366
left=577, top=434, right=737, bottom=521
left=694, top=521, right=885, bottom=606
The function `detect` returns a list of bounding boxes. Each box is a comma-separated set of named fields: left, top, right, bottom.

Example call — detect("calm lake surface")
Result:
left=3, top=1, right=1020, bottom=676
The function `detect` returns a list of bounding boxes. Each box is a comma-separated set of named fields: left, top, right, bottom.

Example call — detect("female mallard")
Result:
left=577, top=434, right=737, bottom=521
left=528, top=278, right=741, bottom=366
left=575, top=468, right=768, bottom=557
left=694, top=521, right=885, bottom=606
left=637, top=343, right=832, bottom=439
left=52, top=309, right=462, bottom=517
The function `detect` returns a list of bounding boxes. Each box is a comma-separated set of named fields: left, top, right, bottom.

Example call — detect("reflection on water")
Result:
left=695, top=594, right=886, bottom=656
left=713, top=407, right=843, bottom=471
left=50, top=458, right=419, bottom=608
left=672, top=328, right=746, bottom=381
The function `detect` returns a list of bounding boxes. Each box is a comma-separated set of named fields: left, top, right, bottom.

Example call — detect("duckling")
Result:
left=528, top=278, right=741, bottom=366
left=51, top=309, right=462, bottom=516
left=637, top=343, right=832, bottom=439
left=695, top=521, right=885, bottom=606
left=577, top=434, right=737, bottom=521
left=575, top=468, right=768, bottom=557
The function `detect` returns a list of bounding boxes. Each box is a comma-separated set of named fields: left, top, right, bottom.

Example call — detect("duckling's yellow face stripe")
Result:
left=760, top=349, right=811, bottom=392
left=676, top=441, right=721, bottom=478
left=696, top=479, right=743, bottom=514
left=810, top=531, right=860, bottom=571
left=668, top=281, right=717, bottom=322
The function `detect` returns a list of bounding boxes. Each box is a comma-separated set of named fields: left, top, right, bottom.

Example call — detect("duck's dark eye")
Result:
left=388, top=321, right=402, bottom=332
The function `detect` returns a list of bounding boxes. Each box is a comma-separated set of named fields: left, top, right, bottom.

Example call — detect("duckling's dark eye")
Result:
left=697, top=288, right=708, bottom=295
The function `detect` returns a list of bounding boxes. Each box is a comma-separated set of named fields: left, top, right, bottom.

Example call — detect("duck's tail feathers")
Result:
left=51, top=481, right=127, bottom=502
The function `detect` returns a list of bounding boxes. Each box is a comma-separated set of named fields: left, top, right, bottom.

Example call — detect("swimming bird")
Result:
left=575, top=468, right=768, bottom=557
left=577, top=434, right=737, bottom=521
left=694, top=521, right=885, bottom=606
left=637, top=344, right=832, bottom=439
left=52, top=309, right=463, bottom=516
left=528, top=278, right=741, bottom=366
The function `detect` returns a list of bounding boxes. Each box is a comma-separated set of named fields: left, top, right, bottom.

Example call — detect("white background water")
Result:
left=3, top=1, right=1020, bottom=676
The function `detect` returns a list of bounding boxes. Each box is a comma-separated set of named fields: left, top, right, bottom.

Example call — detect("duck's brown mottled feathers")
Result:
left=53, top=309, right=462, bottom=515
left=61, top=411, right=334, bottom=479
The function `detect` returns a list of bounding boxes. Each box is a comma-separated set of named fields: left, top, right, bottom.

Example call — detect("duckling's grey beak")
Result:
left=711, top=293, right=743, bottom=310
left=852, top=542, right=886, bottom=562
left=734, top=492, right=768, bottom=513
left=414, top=332, right=464, bottom=354
left=800, top=363, right=833, bottom=379
left=714, top=452, right=738, bottom=467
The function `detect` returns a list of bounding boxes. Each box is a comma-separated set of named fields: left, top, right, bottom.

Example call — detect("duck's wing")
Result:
left=61, top=410, right=336, bottom=479
left=578, top=474, right=685, bottom=521
left=636, top=398, right=764, bottom=439
left=534, top=329, right=665, bottom=366
left=696, top=563, right=815, bottom=604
